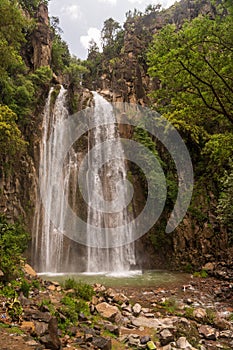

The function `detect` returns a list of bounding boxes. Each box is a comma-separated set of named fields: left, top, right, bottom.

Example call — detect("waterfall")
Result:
left=33, top=87, right=136, bottom=273
left=86, top=92, right=136, bottom=273
left=33, top=86, right=73, bottom=272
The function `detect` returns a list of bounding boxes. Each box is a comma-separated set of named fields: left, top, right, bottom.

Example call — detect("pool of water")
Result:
left=39, top=270, right=190, bottom=288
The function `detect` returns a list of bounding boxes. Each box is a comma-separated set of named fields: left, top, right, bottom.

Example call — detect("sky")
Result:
left=48, top=0, right=177, bottom=60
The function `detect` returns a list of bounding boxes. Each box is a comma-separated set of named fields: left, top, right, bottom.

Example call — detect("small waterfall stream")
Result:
left=33, top=87, right=136, bottom=273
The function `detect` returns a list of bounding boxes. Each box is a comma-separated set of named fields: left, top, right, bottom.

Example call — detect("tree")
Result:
left=0, top=105, right=27, bottom=163
left=147, top=11, right=233, bottom=126
left=217, top=161, right=233, bottom=242
left=101, top=18, right=121, bottom=49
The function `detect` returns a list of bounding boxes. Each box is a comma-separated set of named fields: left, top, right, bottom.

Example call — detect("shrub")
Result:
left=0, top=216, right=29, bottom=281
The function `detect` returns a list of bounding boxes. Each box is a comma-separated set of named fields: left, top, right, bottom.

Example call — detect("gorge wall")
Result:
left=0, top=0, right=229, bottom=271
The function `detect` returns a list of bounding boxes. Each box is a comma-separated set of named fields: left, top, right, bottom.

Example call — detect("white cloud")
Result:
left=80, top=27, right=102, bottom=51
left=128, top=0, right=148, bottom=3
left=97, top=0, right=117, bottom=4
left=61, top=4, right=82, bottom=20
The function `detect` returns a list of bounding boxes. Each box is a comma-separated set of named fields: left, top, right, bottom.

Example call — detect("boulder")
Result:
left=198, top=325, right=218, bottom=340
left=92, top=336, right=112, bottom=350
left=23, top=263, right=37, bottom=277
left=193, top=308, right=207, bottom=320
left=160, top=329, right=174, bottom=346
left=96, top=302, right=120, bottom=321
left=176, top=336, right=193, bottom=348
left=133, top=303, right=142, bottom=316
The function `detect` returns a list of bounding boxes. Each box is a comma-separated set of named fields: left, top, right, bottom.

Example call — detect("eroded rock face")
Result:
left=32, top=4, right=52, bottom=69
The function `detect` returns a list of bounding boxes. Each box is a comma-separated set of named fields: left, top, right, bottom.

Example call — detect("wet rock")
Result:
left=140, top=335, right=151, bottom=344
left=92, top=336, right=112, bottom=350
left=160, top=329, right=174, bottom=346
left=96, top=302, right=120, bottom=321
left=133, top=303, right=142, bottom=316
left=198, top=325, right=218, bottom=340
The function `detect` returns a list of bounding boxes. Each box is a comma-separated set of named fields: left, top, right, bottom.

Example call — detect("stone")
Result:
left=133, top=303, right=142, bottom=316
left=198, top=325, right=217, bottom=340
left=161, top=345, right=171, bottom=350
left=0, top=270, right=4, bottom=277
left=193, top=308, right=207, bottom=320
left=92, top=336, right=112, bottom=350
left=34, top=321, right=48, bottom=336
left=113, top=293, right=128, bottom=304
left=48, top=284, right=56, bottom=291
left=96, top=302, right=120, bottom=321
left=85, top=333, right=93, bottom=342
left=104, top=323, right=120, bottom=336
left=140, top=335, right=151, bottom=344
left=25, top=340, right=40, bottom=346
left=48, top=317, right=62, bottom=349
left=128, top=335, right=140, bottom=347
left=147, top=340, right=157, bottom=349
left=131, top=316, right=160, bottom=329
left=23, top=264, right=37, bottom=277
left=176, top=336, right=193, bottom=348
left=20, top=321, right=35, bottom=333
left=24, top=309, right=51, bottom=323
left=160, top=329, right=174, bottom=346
left=214, top=317, right=230, bottom=330
left=202, top=262, right=215, bottom=271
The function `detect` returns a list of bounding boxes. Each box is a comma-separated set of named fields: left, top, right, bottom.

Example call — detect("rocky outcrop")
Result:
left=31, top=4, right=52, bottom=69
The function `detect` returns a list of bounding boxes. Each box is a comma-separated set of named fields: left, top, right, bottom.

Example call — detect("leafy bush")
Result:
left=0, top=216, right=29, bottom=281
left=63, top=278, right=94, bottom=301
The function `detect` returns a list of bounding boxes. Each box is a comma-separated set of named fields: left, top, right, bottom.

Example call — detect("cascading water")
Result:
left=33, top=87, right=136, bottom=273
left=86, top=92, right=136, bottom=273
left=33, top=86, right=74, bottom=272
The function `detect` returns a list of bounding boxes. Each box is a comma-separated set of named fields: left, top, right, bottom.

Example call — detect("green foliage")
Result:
left=147, top=1, right=233, bottom=241
left=0, top=105, right=27, bottom=163
left=6, top=297, right=23, bottom=322
left=193, top=269, right=208, bottom=278
left=59, top=295, right=90, bottom=331
left=20, top=279, right=31, bottom=298
left=217, top=162, right=233, bottom=241
left=30, top=66, right=53, bottom=87
left=18, top=0, right=49, bottom=15
left=0, top=216, right=29, bottom=281
left=63, top=278, right=94, bottom=301
left=51, top=34, right=71, bottom=75
left=147, top=11, right=233, bottom=124
left=64, top=60, right=89, bottom=89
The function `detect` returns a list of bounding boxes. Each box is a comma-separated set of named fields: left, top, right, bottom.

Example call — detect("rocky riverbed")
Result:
left=0, top=263, right=233, bottom=350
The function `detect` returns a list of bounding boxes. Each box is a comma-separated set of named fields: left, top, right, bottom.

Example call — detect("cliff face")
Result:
left=86, top=0, right=227, bottom=269
left=93, top=0, right=216, bottom=106
left=22, top=4, right=52, bottom=71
